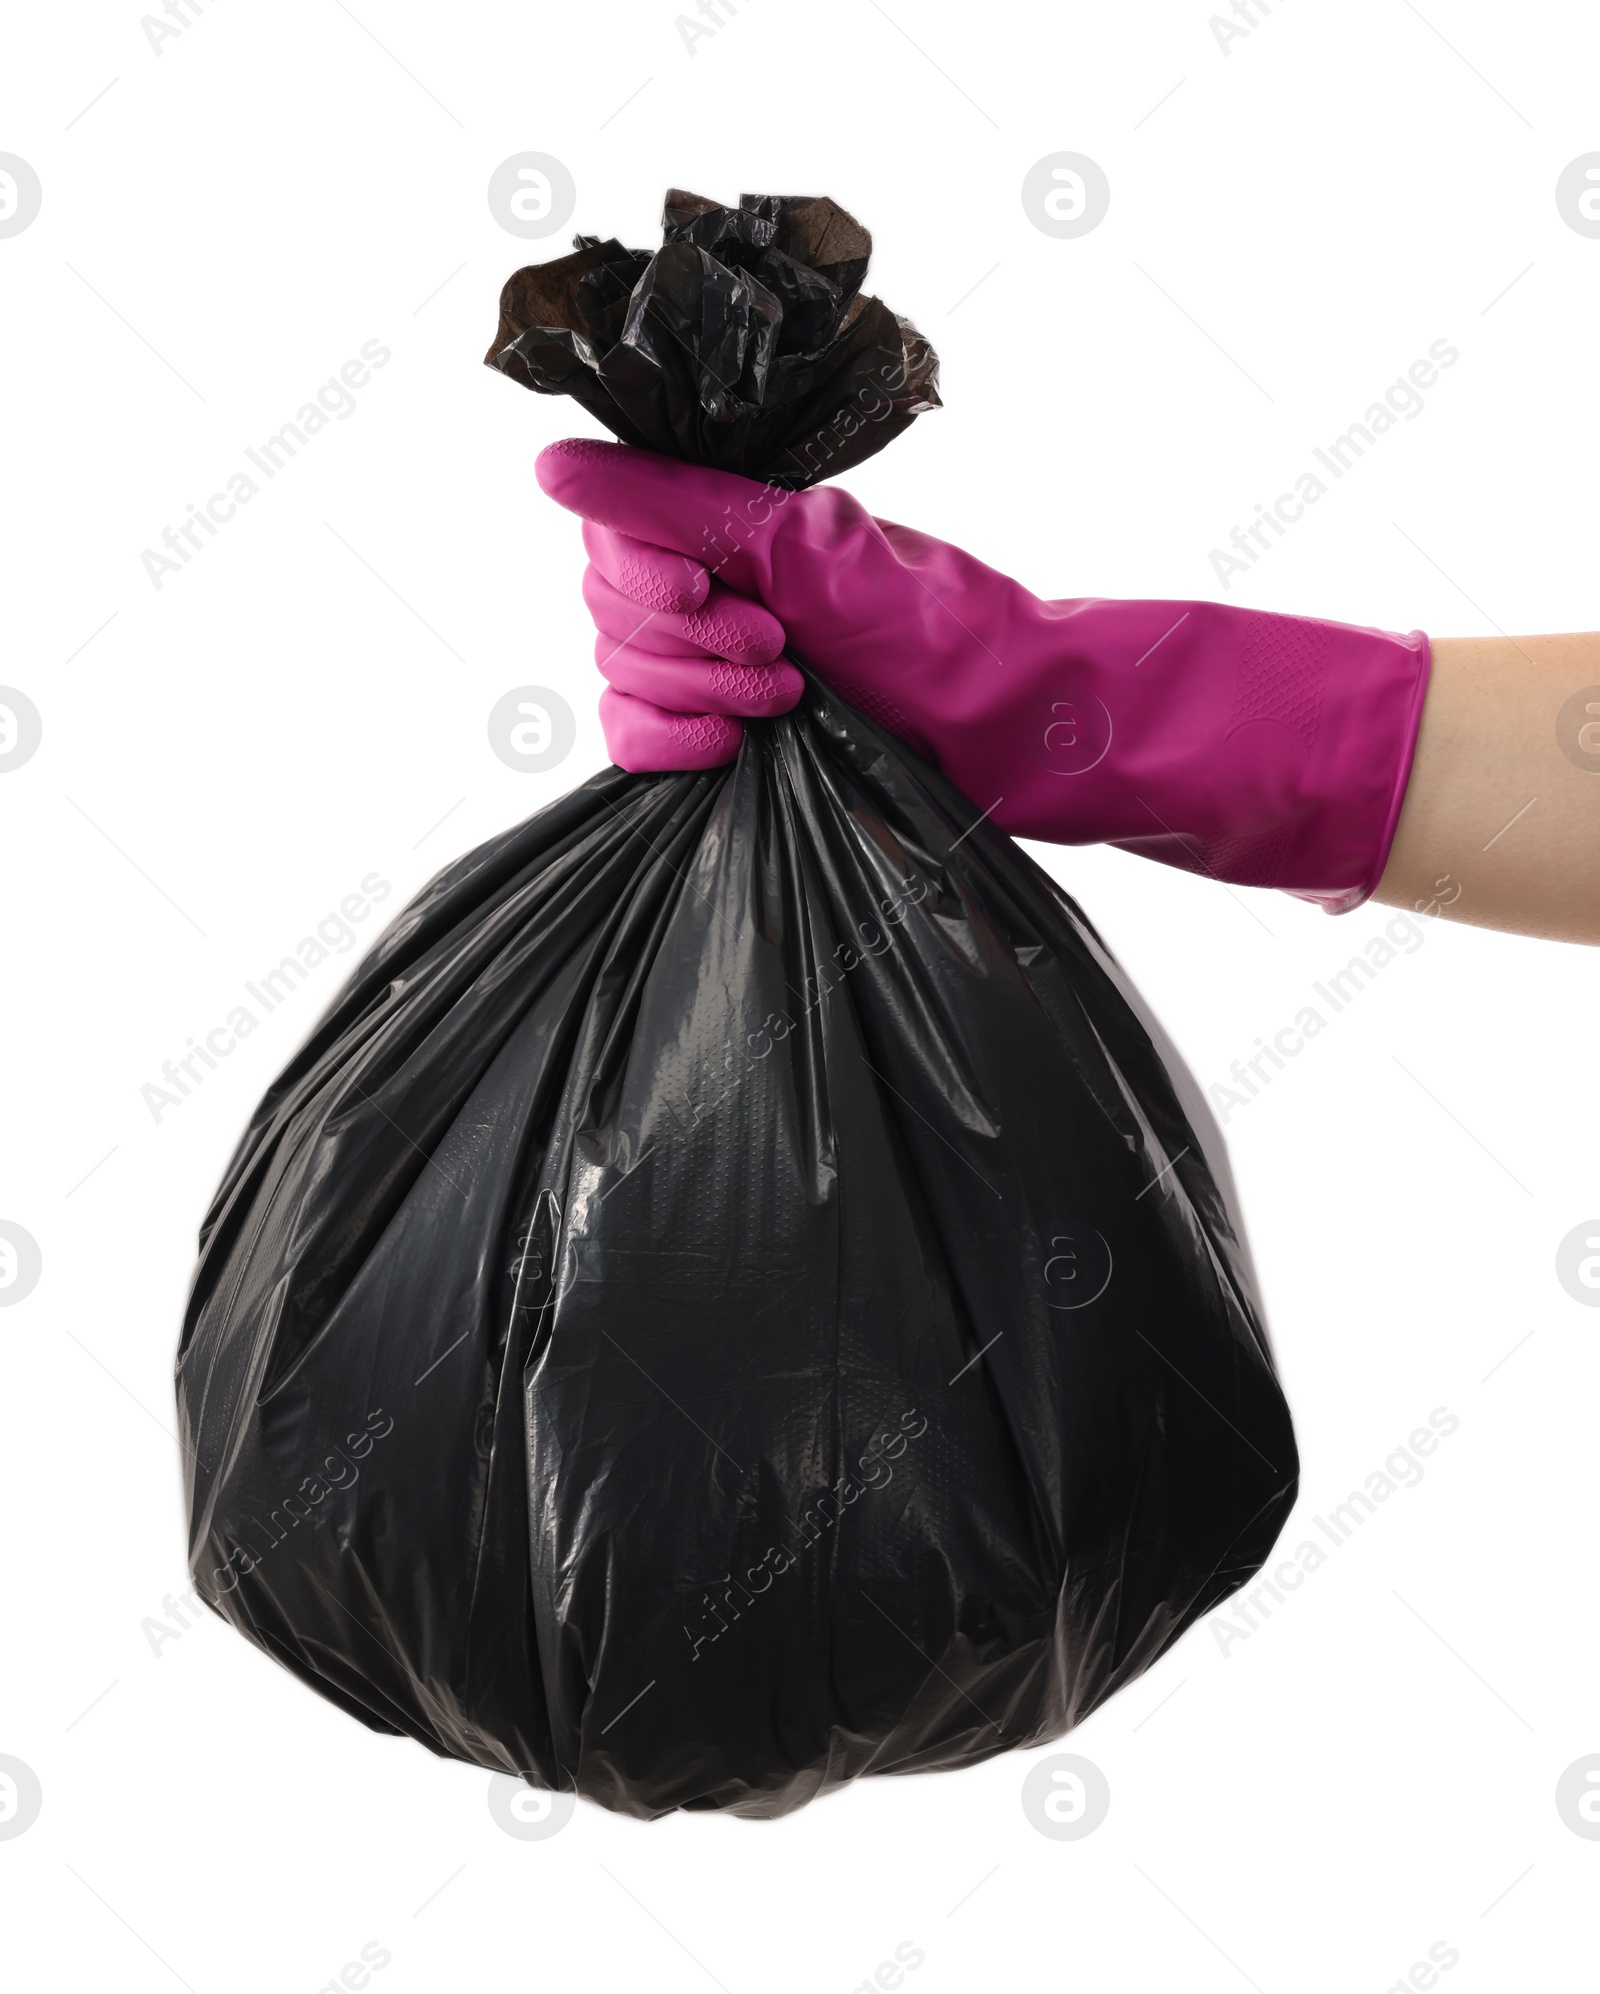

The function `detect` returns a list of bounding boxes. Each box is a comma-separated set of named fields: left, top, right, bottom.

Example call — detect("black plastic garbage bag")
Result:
left=176, top=192, right=1297, bottom=1819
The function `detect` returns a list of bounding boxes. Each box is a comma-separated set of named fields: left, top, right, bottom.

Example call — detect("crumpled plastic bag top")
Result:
left=484, top=190, right=941, bottom=486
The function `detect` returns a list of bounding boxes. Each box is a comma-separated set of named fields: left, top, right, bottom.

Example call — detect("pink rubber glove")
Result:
left=572, top=526, right=801, bottom=774
left=537, top=439, right=1431, bottom=912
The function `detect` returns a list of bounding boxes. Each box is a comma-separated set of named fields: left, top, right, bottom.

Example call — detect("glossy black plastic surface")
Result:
left=176, top=193, right=1296, bottom=1816
left=484, top=189, right=940, bottom=486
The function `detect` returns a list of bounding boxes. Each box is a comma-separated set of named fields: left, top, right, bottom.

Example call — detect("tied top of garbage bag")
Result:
left=484, top=189, right=941, bottom=485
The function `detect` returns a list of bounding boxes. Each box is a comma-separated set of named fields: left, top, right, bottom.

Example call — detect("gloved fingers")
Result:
left=583, top=565, right=786, bottom=663
left=582, top=519, right=708, bottom=614
left=596, top=639, right=804, bottom=719
left=539, top=439, right=772, bottom=581
left=598, top=686, right=743, bottom=773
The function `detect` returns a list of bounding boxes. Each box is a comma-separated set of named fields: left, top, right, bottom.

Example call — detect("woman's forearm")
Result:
left=1374, top=633, right=1600, bottom=944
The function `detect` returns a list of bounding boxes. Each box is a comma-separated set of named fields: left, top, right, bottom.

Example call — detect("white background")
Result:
left=3, top=1, right=1597, bottom=1988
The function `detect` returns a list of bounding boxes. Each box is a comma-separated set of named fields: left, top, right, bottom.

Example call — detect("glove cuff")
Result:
left=1283, top=624, right=1431, bottom=914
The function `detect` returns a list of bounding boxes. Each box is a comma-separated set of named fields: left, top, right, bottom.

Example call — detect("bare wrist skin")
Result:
left=1374, top=634, right=1600, bottom=945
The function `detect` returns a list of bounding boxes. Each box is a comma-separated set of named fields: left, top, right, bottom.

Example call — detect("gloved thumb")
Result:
left=536, top=439, right=772, bottom=590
